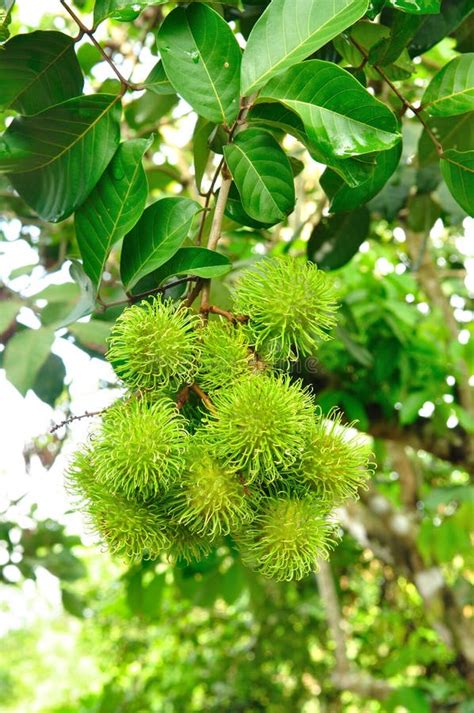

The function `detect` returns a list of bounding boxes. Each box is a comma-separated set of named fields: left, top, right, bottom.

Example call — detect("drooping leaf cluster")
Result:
left=68, top=257, right=372, bottom=581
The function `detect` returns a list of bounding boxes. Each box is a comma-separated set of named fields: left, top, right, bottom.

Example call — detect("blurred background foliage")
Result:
left=0, top=1, right=473, bottom=711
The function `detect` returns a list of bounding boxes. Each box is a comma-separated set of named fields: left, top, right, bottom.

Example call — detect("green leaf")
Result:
left=389, top=0, right=440, bottom=13
left=156, top=3, right=241, bottom=126
left=32, top=353, right=66, bottom=407
left=3, top=327, right=54, bottom=396
left=0, top=299, right=21, bottom=333
left=307, top=208, right=370, bottom=270
left=418, top=111, right=473, bottom=166
left=223, top=128, right=295, bottom=224
left=369, top=13, right=421, bottom=67
left=94, top=0, right=167, bottom=25
left=69, top=320, right=112, bottom=354
left=408, top=0, right=473, bottom=57
left=249, top=102, right=376, bottom=188
left=260, top=61, right=401, bottom=161
left=422, top=53, right=474, bottom=117
left=58, top=261, right=97, bottom=327
left=440, top=149, right=474, bottom=216
left=321, top=142, right=402, bottom=212
left=1, top=94, right=121, bottom=222
left=240, top=0, right=368, bottom=95
left=120, top=197, right=201, bottom=289
left=400, top=391, right=428, bottom=425
left=153, top=247, right=231, bottom=282
left=225, top=182, right=273, bottom=229
left=75, top=138, right=152, bottom=288
left=143, top=60, right=175, bottom=95
left=0, top=31, right=84, bottom=115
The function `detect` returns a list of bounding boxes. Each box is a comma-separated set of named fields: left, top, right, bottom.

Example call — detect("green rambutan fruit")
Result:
left=197, top=320, right=255, bottom=393
left=92, top=397, right=188, bottom=499
left=300, top=411, right=372, bottom=505
left=238, top=495, right=336, bottom=581
left=164, top=522, right=213, bottom=564
left=67, top=448, right=169, bottom=561
left=202, top=373, right=315, bottom=482
left=170, top=444, right=255, bottom=539
left=106, top=296, right=200, bottom=391
left=233, top=257, right=338, bottom=361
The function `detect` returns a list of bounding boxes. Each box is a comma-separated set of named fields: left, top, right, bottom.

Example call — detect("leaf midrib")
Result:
left=12, top=95, right=120, bottom=174
left=229, top=143, right=284, bottom=217
left=126, top=209, right=196, bottom=287
left=244, top=0, right=366, bottom=93
left=8, top=34, right=74, bottom=109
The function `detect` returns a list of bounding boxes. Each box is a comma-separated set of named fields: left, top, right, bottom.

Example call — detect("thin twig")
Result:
left=196, top=157, right=225, bottom=246
left=349, top=36, right=443, bottom=156
left=176, top=385, right=190, bottom=410
left=200, top=304, right=248, bottom=324
left=97, top=276, right=197, bottom=311
left=60, top=0, right=143, bottom=91
left=50, top=409, right=107, bottom=434
left=190, top=383, right=215, bottom=412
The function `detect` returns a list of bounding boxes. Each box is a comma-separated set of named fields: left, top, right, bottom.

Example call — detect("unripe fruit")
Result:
left=67, top=448, right=169, bottom=560
left=171, top=444, right=255, bottom=539
left=92, top=397, right=188, bottom=499
left=164, top=522, right=213, bottom=564
left=300, top=412, right=372, bottom=505
left=197, top=320, right=255, bottom=393
left=202, top=373, right=315, bottom=482
left=107, top=296, right=199, bottom=391
left=233, top=256, right=338, bottom=361
left=238, top=495, right=336, bottom=581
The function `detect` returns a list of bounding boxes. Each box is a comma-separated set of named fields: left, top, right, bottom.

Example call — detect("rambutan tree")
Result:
left=0, top=0, right=473, bottom=710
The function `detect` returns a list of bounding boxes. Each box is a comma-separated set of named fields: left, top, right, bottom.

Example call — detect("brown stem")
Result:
left=50, top=409, right=106, bottom=434
left=97, top=277, right=197, bottom=311
left=176, top=385, right=190, bottom=410
left=349, top=36, right=443, bottom=156
left=190, top=383, right=215, bottom=412
left=60, top=0, right=143, bottom=91
left=199, top=304, right=248, bottom=324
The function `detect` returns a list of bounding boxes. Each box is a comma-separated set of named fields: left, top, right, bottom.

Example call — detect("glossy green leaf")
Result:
left=249, top=102, right=376, bottom=188
left=154, top=247, right=231, bottom=282
left=143, top=60, right=175, bottom=95
left=75, top=138, right=152, bottom=288
left=418, top=112, right=474, bottom=166
left=307, top=208, right=370, bottom=270
left=408, top=0, right=473, bottom=57
left=321, top=142, right=402, bottom=212
left=241, top=0, right=368, bottom=95
left=0, top=31, right=83, bottom=115
left=32, top=353, right=66, bottom=407
left=422, top=54, right=474, bottom=116
left=225, top=182, right=273, bottom=229
left=260, top=61, right=401, bottom=161
left=120, top=197, right=201, bottom=289
left=3, top=327, right=54, bottom=396
left=223, top=128, right=295, bottom=224
left=389, top=0, right=440, bottom=13
left=94, top=0, right=167, bottom=25
left=1, top=94, right=121, bottom=222
left=440, top=149, right=474, bottom=216
left=156, top=4, right=241, bottom=126
left=369, top=13, right=421, bottom=66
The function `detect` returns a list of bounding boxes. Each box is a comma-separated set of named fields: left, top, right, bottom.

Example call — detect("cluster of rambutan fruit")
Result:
left=68, top=257, right=372, bottom=581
